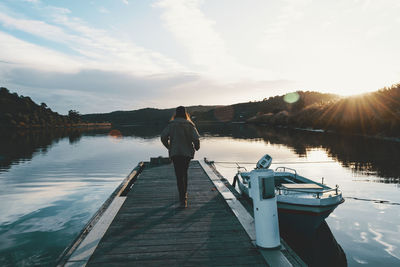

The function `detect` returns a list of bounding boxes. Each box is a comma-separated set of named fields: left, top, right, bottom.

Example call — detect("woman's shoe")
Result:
left=184, top=193, right=188, bottom=208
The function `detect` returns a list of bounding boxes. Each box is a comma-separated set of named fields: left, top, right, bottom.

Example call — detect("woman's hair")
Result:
left=171, top=106, right=192, bottom=121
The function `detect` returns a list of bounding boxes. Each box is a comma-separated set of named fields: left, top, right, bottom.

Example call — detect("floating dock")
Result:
left=59, top=159, right=305, bottom=267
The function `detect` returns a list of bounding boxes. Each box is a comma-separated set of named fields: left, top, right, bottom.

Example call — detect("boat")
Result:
left=234, top=154, right=344, bottom=231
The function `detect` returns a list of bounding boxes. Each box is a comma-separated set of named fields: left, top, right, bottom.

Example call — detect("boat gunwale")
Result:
left=235, top=171, right=344, bottom=208
left=278, top=198, right=345, bottom=209
left=237, top=171, right=341, bottom=194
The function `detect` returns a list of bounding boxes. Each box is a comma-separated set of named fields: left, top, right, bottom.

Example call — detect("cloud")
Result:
left=98, top=7, right=110, bottom=14
left=0, top=10, right=184, bottom=75
left=122, top=0, right=129, bottom=5
left=50, top=10, right=186, bottom=74
left=0, top=31, right=85, bottom=72
left=3, top=0, right=398, bottom=113
left=2, top=64, right=292, bottom=114
left=262, top=0, right=312, bottom=41
left=1, top=66, right=200, bottom=113
left=0, top=12, right=70, bottom=45
left=0, top=1, right=295, bottom=114
left=154, top=0, right=230, bottom=67
left=154, top=0, right=275, bottom=81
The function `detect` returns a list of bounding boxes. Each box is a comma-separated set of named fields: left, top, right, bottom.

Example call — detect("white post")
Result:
left=249, top=169, right=281, bottom=248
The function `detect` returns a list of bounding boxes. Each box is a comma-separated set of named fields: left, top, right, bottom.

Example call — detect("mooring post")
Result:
left=249, top=169, right=281, bottom=249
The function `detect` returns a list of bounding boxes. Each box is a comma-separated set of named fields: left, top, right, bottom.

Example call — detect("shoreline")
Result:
left=244, top=122, right=400, bottom=143
left=0, top=122, right=112, bottom=130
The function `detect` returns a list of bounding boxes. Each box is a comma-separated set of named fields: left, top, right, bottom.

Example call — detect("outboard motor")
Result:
left=249, top=155, right=280, bottom=248
left=256, top=154, right=272, bottom=169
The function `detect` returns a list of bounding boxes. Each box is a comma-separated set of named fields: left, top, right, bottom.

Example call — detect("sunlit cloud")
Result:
left=0, top=9, right=184, bottom=75
left=255, top=0, right=400, bottom=95
left=0, top=0, right=399, bottom=113
left=262, top=0, right=311, bottom=40
left=154, top=0, right=275, bottom=81
left=0, top=31, right=85, bottom=72
left=0, top=11, right=70, bottom=45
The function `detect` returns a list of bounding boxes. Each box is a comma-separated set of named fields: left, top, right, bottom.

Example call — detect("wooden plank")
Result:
left=67, top=197, right=126, bottom=264
left=59, top=162, right=144, bottom=267
left=96, top=240, right=255, bottom=254
left=83, top=161, right=268, bottom=267
left=88, top=262, right=267, bottom=267
left=91, top=235, right=253, bottom=247
left=199, top=160, right=294, bottom=267
left=88, top=258, right=267, bottom=267
left=199, top=161, right=257, bottom=243
left=89, top=254, right=267, bottom=265
left=92, top=247, right=261, bottom=259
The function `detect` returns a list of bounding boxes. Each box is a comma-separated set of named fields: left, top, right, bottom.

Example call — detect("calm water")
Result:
left=0, top=124, right=399, bottom=266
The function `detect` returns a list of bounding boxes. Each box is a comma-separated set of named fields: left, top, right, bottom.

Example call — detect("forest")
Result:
left=0, top=87, right=90, bottom=128
left=3, top=83, right=400, bottom=137
left=245, top=84, right=400, bottom=137
left=83, top=84, right=400, bottom=137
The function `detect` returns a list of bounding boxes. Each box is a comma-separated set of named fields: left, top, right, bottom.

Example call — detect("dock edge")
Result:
left=200, top=158, right=307, bottom=267
left=56, top=162, right=144, bottom=267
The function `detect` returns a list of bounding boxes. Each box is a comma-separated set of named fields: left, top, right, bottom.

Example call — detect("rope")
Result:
left=346, top=197, right=400, bottom=206
left=213, top=162, right=243, bottom=168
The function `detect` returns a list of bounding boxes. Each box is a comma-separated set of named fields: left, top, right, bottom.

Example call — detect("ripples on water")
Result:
left=0, top=125, right=399, bottom=266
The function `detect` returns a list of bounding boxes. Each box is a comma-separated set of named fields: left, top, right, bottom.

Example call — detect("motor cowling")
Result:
left=256, top=154, right=272, bottom=169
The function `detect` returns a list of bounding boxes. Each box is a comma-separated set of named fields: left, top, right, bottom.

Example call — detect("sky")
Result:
left=0, top=0, right=399, bottom=114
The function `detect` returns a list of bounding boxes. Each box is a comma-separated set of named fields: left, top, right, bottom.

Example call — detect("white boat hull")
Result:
left=235, top=170, right=344, bottom=231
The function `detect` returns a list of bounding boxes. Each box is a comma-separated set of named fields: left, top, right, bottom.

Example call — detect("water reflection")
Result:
left=115, top=123, right=400, bottom=180
left=249, top=126, right=400, bottom=180
left=201, top=124, right=400, bottom=180
left=0, top=128, right=110, bottom=173
left=1, top=124, right=399, bottom=180
left=280, top=220, right=347, bottom=267
left=0, top=124, right=398, bottom=266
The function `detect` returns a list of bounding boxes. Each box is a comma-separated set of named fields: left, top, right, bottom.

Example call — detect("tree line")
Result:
left=0, top=87, right=82, bottom=128
left=246, top=84, right=400, bottom=137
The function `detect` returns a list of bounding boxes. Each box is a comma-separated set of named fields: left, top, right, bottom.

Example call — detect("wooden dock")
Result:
left=61, top=159, right=304, bottom=267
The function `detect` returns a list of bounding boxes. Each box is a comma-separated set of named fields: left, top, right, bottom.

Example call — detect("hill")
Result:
left=6, top=83, right=399, bottom=137
left=191, top=91, right=339, bottom=122
left=0, top=87, right=89, bottom=128
left=289, top=84, right=400, bottom=136
left=83, top=91, right=338, bottom=125
left=82, top=105, right=217, bottom=125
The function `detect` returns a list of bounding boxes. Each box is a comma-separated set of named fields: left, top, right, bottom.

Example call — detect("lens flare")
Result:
left=283, top=92, right=300, bottom=103
left=108, top=129, right=123, bottom=142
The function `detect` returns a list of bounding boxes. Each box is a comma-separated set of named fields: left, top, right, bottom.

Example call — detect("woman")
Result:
left=161, top=106, right=200, bottom=208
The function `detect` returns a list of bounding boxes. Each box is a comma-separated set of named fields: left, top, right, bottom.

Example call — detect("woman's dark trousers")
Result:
left=171, top=155, right=191, bottom=203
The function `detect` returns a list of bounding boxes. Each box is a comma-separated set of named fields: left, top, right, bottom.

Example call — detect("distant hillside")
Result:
left=290, top=84, right=400, bottom=136
left=0, top=87, right=104, bottom=129
left=191, top=91, right=339, bottom=122
left=6, top=83, right=399, bottom=137
left=246, top=84, right=400, bottom=137
left=83, top=91, right=338, bottom=125
left=82, top=105, right=217, bottom=125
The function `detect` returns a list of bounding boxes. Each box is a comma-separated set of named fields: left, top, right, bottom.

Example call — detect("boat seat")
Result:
left=281, top=183, right=323, bottom=189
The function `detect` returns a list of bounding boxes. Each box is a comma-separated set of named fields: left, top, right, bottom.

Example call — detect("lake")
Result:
left=0, top=124, right=399, bottom=266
